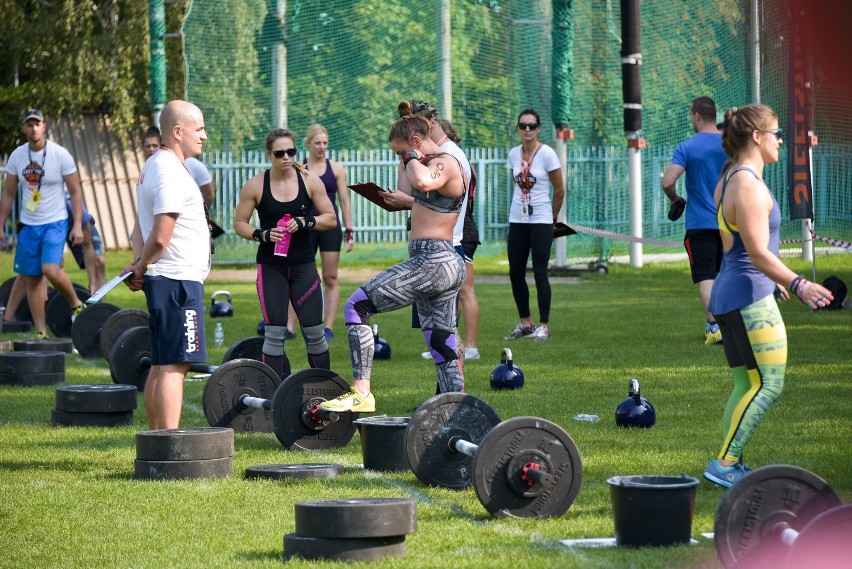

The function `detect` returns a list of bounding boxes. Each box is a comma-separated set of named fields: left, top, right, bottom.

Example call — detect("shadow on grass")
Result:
left=234, top=549, right=283, bottom=563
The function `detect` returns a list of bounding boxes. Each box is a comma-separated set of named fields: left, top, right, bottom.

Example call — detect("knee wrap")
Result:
left=301, top=323, right=329, bottom=355
left=344, top=288, right=376, bottom=325
left=263, top=325, right=286, bottom=356
left=424, top=328, right=458, bottom=364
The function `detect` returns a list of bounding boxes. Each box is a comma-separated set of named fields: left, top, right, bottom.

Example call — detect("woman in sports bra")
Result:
left=233, top=128, right=338, bottom=377
left=702, top=104, right=833, bottom=489
left=320, top=102, right=467, bottom=414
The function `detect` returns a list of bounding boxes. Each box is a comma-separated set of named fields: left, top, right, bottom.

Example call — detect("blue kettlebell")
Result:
left=490, top=348, right=525, bottom=390
left=373, top=324, right=391, bottom=360
left=615, top=378, right=656, bottom=428
left=210, top=290, right=233, bottom=318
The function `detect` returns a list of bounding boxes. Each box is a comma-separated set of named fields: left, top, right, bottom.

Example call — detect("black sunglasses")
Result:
left=272, top=148, right=298, bottom=159
left=517, top=122, right=539, bottom=131
left=760, top=128, right=783, bottom=141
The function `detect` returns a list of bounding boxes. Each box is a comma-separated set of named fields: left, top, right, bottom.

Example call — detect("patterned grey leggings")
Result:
left=343, top=239, right=466, bottom=392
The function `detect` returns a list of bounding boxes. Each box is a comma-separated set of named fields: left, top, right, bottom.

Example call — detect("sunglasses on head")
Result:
left=517, top=122, right=539, bottom=131
left=760, top=128, right=783, bottom=141
left=272, top=148, right=298, bottom=159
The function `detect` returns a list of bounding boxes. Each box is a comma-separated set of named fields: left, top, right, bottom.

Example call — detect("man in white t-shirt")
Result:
left=122, top=100, right=211, bottom=430
left=0, top=108, right=86, bottom=337
left=143, top=127, right=214, bottom=207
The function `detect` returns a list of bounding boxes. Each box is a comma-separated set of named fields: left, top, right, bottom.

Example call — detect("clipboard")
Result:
left=210, top=220, right=226, bottom=239
left=85, top=272, right=132, bottom=304
left=553, top=222, right=577, bottom=238
left=349, top=183, right=408, bottom=212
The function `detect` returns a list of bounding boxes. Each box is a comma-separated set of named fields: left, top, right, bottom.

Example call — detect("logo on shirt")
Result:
left=22, top=162, right=44, bottom=188
left=184, top=309, right=200, bottom=353
left=515, top=173, right=537, bottom=192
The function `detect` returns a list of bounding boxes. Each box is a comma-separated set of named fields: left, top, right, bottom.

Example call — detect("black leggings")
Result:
left=507, top=222, right=553, bottom=323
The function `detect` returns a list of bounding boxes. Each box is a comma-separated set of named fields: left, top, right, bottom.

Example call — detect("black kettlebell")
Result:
left=210, top=290, right=233, bottom=318
left=372, top=324, right=391, bottom=360
left=489, top=348, right=525, bottom=390
left=615, top=378, right=656, bottom=428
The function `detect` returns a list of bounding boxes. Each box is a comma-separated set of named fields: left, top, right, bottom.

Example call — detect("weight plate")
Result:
left=283, top=534, right=406, bottom=562
left=2, top=320, right=32, bottom=334
left=0, top=351, right=65, bottom=373
left=270, top=368, right=356, bottom=450
left=99, top=309, right=149, bottom=360
left=0, top=371, right=65, bottom=386
left=50, top=408, right=134, bottom=427
left=785, top=503, right=852, bottom=569
left=406, top=392, right=501, bottom=490
left=134, top=457, right=233, bottom=480
left=136, top=427, right=234, bottom=461
left=70, top=303, right=120, bottom=358
left=110, top=326, right=152, bottom=391
left=13, top=338, right=73, bottom=353
left=715, top=464, right=842, bottom=569
left=201, top=359, right=281, bottom=433
left=295, top=498, right=417, bottom=539
left=244, top=463, right=344, bottom=481
left=45, top=285, right=90, bottom=338
left=55, top=384, right=138, bottom=413
left=472, top=416, right=583, bottom=518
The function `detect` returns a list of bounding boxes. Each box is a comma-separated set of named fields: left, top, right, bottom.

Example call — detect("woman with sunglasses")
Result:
left=702, top=104, right=833, bottom=489
left=504, top=109, right=564, bottom=341
left=234, top=128, right=338, bottom=377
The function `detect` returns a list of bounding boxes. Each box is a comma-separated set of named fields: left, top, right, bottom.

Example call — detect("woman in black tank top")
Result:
left=234, top=128, right=338, bottom=376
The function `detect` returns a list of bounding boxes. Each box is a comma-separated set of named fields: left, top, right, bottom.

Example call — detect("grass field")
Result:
left=1, top=247, right=850, bottom=569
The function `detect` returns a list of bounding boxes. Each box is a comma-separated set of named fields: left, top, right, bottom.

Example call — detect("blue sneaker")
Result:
left=703, top=459, right=749, bottom=488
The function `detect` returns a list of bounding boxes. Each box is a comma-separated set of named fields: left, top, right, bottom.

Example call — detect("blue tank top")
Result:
left=305, top=159, right=339, bottom=225
left=707, top=167, right=781, bottom=315
left=255, top=169, right=314, bottom=266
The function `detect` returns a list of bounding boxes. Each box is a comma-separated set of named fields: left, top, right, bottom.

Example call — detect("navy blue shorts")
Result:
left=143, top=276, right=207, bottom=365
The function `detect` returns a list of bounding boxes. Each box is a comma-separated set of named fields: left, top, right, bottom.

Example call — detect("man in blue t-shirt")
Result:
left=661, top=97, right=728, bottom=345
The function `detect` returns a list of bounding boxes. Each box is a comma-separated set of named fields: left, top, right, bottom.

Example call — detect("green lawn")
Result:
left=1, top=247, right=850, bottom=569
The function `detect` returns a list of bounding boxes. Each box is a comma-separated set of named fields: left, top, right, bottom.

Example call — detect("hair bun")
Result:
left=398, top=101, right=413, bottom=117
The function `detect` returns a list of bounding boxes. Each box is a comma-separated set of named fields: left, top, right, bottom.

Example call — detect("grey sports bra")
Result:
left=411, top=152, right=467, bottom=213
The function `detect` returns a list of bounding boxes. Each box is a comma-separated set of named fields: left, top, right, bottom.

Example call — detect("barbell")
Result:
left=715, top=464, right=851, bottom=568
left=405, top=392, right=583, bottom=518
left=201, top=363, right=357, bottom=451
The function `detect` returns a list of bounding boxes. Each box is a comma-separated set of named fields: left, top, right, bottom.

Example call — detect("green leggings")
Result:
left=714, top=294, right=786, bottom=462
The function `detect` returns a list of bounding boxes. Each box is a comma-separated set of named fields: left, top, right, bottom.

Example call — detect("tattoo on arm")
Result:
left=430, top=162, right=445, bottom=179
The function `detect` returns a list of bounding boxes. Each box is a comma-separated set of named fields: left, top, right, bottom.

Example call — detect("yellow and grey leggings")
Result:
left=714, top=294, right=786, bottom=462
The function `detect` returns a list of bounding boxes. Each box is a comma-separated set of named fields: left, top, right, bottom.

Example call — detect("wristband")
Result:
left=402, top=149, right=421, bottom=167
left=304, top=214, right=315, bottom=229
left=344, top=228, right=354, bottom=241
left=252, top=229, right=262, bottom=242
left=789, top=275, right=805, bottom=298
left=264, top=229, right=271, bottom=243
left=294, top=217, right=304, bottom=230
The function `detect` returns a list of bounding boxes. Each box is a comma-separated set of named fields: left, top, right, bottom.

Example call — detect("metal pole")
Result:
left=555, top=139, right=567, bottom=265
left=438, top=0, right=452, bottom=121
left=628, top=145, right=643, bottom=267
left=148, top=0, right=167, bottom=127
left=271, top=0, right=288, bottom=128
left=750, top=0, right=761, bottom=103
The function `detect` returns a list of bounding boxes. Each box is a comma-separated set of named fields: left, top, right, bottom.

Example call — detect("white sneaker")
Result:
left=421, top=351, right=433, bottom=360
left=464, top=347, right=480, bottom=360
left=532, top=325, right=551, bottom=341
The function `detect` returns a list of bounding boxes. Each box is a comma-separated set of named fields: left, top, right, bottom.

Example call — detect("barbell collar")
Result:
left=449, top=436, right=478, bottom=458
left=523, top=466, right=554, bottom=486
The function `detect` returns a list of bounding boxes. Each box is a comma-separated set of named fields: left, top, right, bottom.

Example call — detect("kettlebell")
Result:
left=210, top=290, right=234, bottom=318
left=372, top=324, right=391, bottom=360
left=489, top=348, right=524, bottom=390
left=615, top=378, right=656, bottom=428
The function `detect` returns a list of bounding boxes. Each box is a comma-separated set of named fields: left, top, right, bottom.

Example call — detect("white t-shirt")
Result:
left=184, top=157, right=212, bottom=187
left=506, top=143, right=561, bottom=224
left=5, top=141, right=77, bottom=225
left=439, top=140, right=471, bottom=247
left=136, top=149, right=210, bottom=282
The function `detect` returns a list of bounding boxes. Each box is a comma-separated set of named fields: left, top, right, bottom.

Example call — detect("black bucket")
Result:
left=607, top=474, right=700, bottom=547
left=354, top=416, right=410, bottom=472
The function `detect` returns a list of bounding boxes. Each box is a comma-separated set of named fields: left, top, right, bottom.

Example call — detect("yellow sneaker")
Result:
left=704, top=322, right=722, bottom=345
left=319, top=387, right=376, bottom=413
left=35, top=331, right=48, bottom=340
left=71, top=304, right=85, bottom=323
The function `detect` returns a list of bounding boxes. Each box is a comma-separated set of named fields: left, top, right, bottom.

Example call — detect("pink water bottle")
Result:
left=274, top=214, right=292, bottom=256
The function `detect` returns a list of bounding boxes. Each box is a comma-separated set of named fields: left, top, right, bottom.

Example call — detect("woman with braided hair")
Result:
left=321, top=102, right=467, bottom=413
left=234, top=128, right=338, bottom=377
left=703, top=104, right=833, bottom=488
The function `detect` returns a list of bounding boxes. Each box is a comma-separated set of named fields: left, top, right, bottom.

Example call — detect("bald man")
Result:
left=122, top=101, right=211, bottom=429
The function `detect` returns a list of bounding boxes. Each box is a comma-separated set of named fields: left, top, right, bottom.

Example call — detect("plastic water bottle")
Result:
left=214, top=322, right=224, bottom=348
left=274, top=214, right=292, bottom=256
left=573, top=414, right=600, bottom=423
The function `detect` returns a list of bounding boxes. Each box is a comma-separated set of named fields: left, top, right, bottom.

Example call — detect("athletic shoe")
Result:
left=504, top=323, right=535, bottom=340
left=35, top=331, right=48, bottom=340
left=324, top=327, right=334, bottom=341
left=422, top=351, right=433, bottom=360
left=704, top=321, right=722, bottom=345
left=319, top=387, right=376, bottom=413
left=703, top=459, right=749, bottom=489
left=71, top=304, right=84, bottom=323
left=464, top=347, right=480, bottom=360
left=285, top=330, right=296, bottom=340
left=532, top=325, right=551, bottom=341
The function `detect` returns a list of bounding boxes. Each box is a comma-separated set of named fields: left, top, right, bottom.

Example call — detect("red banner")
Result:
left=787, top=3, right=814, bottom=220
